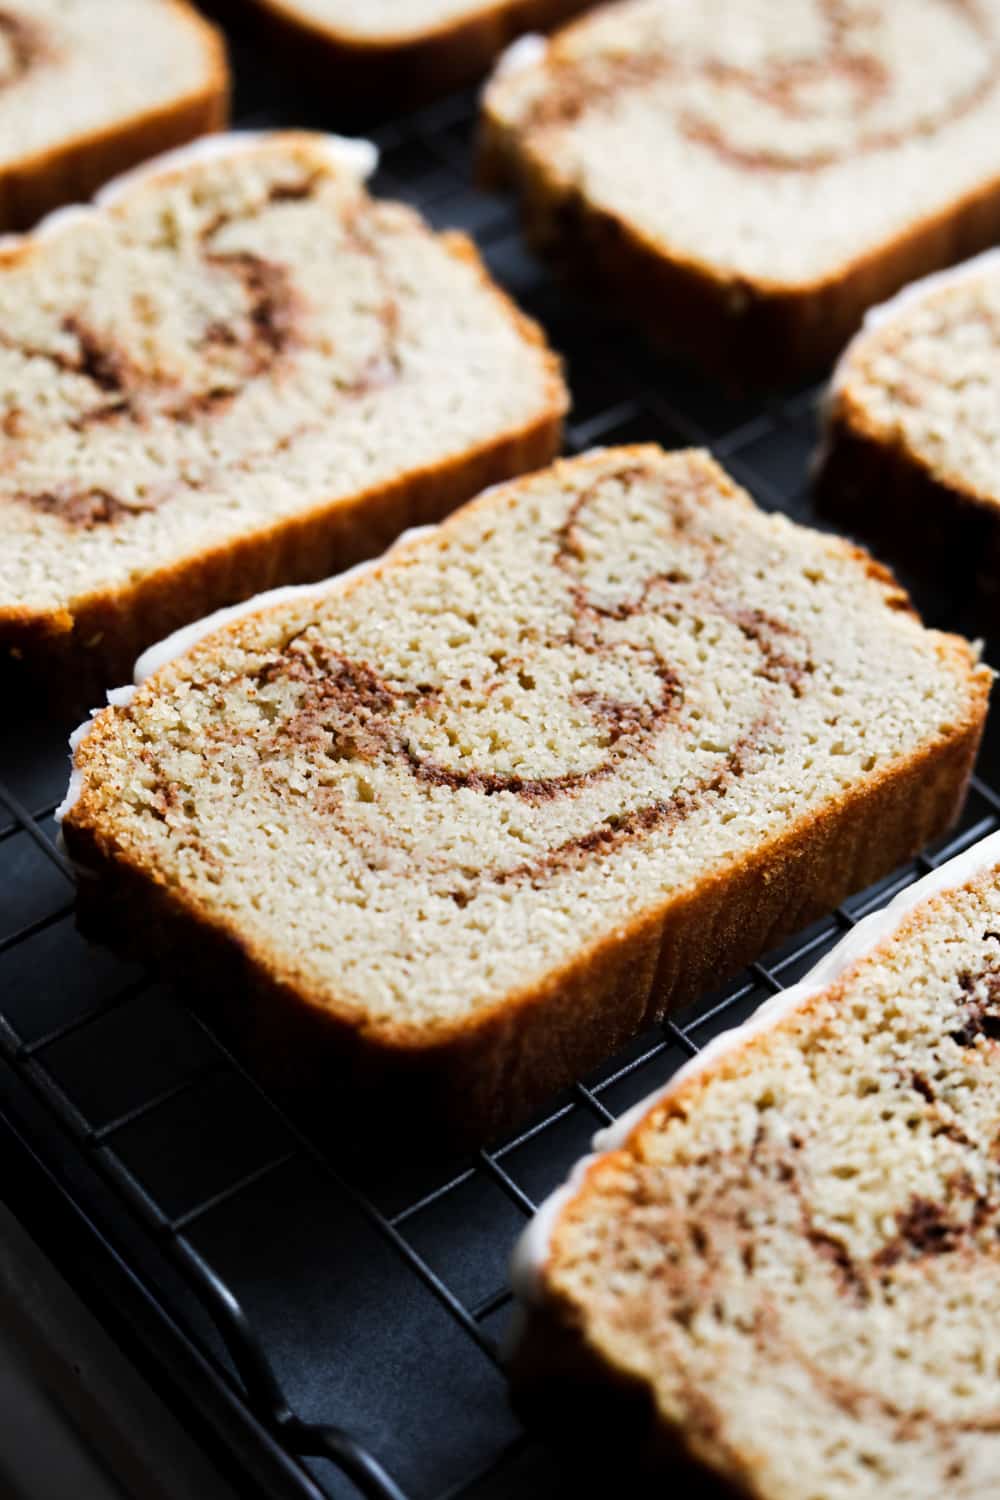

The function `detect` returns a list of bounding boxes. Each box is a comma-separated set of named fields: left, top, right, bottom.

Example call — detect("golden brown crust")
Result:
left=0, top=227, right=566, bottom=711
left=817, top=394, right=1000, bottom=618
left=238, top=0, right=592, bottom=111
left=63, top=593, right=990, bottom=1147
left=0, top=1, right=229, bottom=231
left=478, top=103, right=1000, bottom=390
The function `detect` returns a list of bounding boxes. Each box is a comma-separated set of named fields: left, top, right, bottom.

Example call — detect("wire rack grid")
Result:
left=2, top=23, right=1000, bottom=1500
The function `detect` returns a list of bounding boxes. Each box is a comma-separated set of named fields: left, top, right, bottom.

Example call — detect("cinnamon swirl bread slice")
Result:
left=0, top=0, right=227, bottom=231
left=818, top=251, right=1000, bottom=603
left=510, top=831, right=1000, bottom=1497
left=0, top=131, right=565, bottom=702
left=61, top=447, right=989, bottom=1143
left=481, top=0, right=1000, bottom=386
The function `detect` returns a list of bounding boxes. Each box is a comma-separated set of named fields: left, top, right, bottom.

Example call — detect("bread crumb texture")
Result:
left=836, top=262, right=1000, bottom=509
left=547, top=861, right=1000, bottom=1498
left=484, top=0, right=1000, bottom=286
left=0, top=131, right=562, bottom=620
left=69, top=448, right=987, bottom=1036
left=0, top=0, right=221, bottom=172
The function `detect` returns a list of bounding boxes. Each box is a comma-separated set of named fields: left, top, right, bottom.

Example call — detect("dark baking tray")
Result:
left=3, top=16, right=1000, bottom=1500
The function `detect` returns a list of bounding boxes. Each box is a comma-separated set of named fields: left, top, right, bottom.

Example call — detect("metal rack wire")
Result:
left=2, top=23, right=999, bottom=1500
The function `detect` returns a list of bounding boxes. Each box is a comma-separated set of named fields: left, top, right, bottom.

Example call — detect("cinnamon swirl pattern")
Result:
left=0, top=132, right=565, bottom=693
left=482, top=0, right=1000, bottom=381
left=511, top=0, right=1000, bottom=174
left=225, top=461, right=815, bottom=907
left=2, top=164, right=400, bottom=528
left=518, top=845, right=1000, bottom=1495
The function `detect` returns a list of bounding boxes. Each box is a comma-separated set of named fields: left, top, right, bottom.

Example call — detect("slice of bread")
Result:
left=818, top=251, right=1000, bottom=604
left=0, top=0, right=228, bottom=231
left=241, top=0, right=594, bottom=109
left=510, top=830, right=1000, bottom=1497
left=481, top=0, right=1000, bottom=387
left=0, top=131, right=566, bottom=702
left=60, top=446, right=989, bottom=1144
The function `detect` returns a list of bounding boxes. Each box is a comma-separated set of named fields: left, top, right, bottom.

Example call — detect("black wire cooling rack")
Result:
left=3, top=18, right=1000, bottom=1500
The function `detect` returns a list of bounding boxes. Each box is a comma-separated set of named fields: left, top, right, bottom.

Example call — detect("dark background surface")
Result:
left=2, top=10, right=1000, bottom=1500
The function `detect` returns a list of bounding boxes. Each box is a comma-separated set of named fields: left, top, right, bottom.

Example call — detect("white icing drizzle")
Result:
left=53, top=720, right=97, bottom=825
left=491, top=32, right=547, bottom=81
left=511, top=828, right=1000, bottom=1307
left=54, top=525, right=435, bottom=825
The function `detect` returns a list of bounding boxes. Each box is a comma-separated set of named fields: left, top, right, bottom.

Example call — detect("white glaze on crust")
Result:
left=54, top=524, right=434, bottom=824
left=510, top=827, right=1000, bottom=1308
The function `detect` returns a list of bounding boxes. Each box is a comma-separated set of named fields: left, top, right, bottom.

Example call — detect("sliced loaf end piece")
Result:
left=511, top=829, right=1000, bottom=1496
